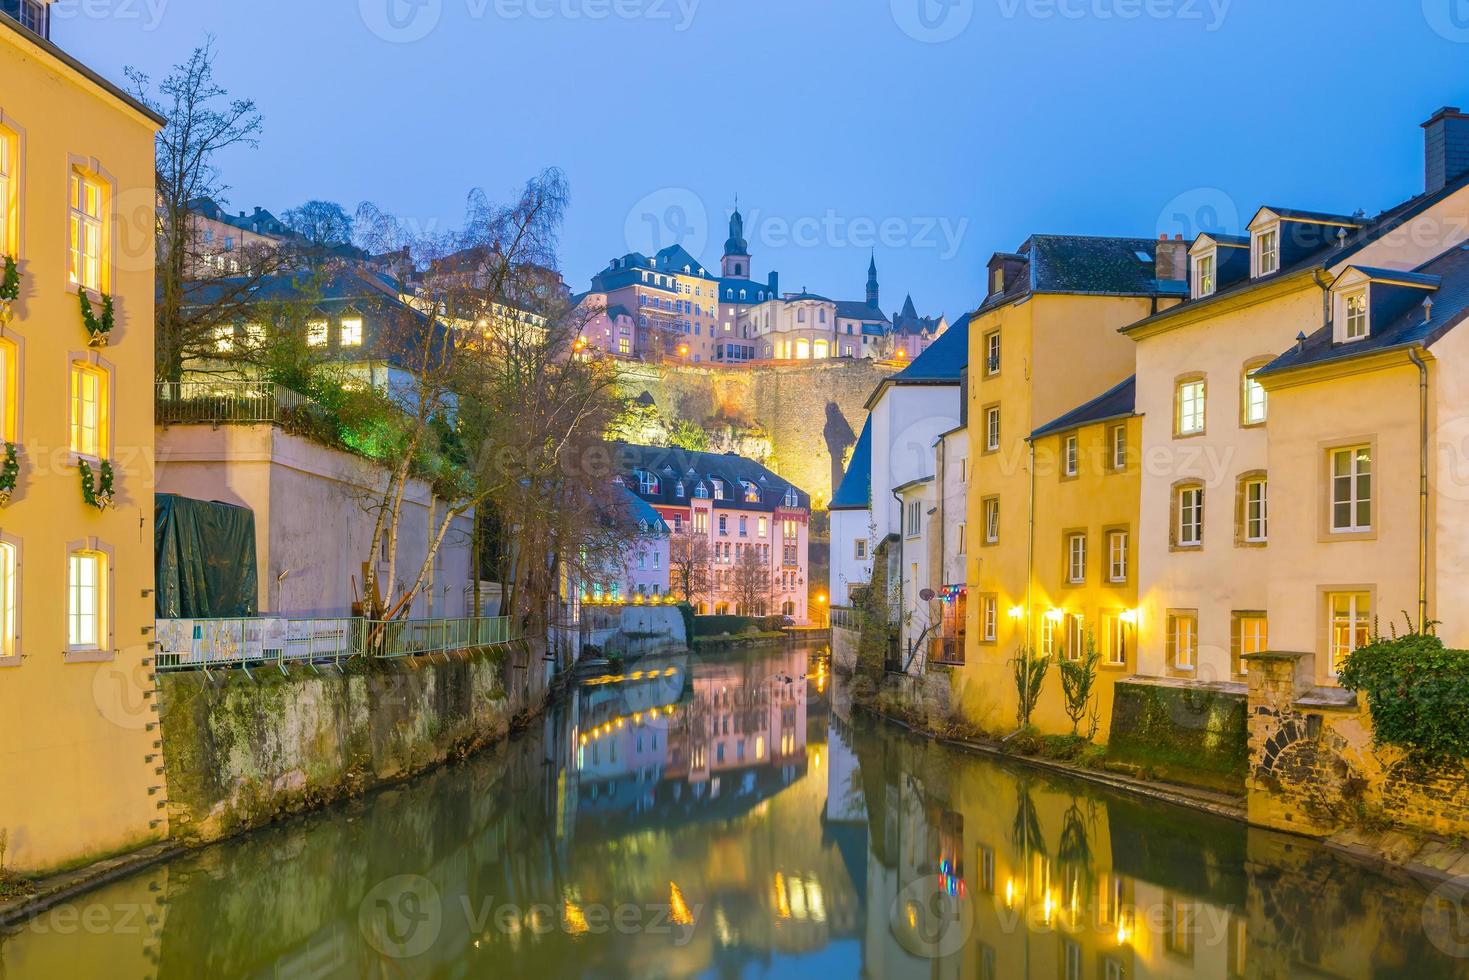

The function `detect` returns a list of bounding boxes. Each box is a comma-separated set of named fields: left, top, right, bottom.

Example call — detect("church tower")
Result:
left=722, top=202, right=751, bottom=279
left=866, top=252, right=880, bottom=308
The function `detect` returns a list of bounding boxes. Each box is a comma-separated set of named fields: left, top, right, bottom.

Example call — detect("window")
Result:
left=617, top=337, right=631, bottom=355
left=1167, top=611, right=1198, bottom=671
left=985, top=330, right=1001, bottom=375
left=1107, top=530, right=1128, bottom=582
left=213, top=324, right=235, bottom=353
left=0, top=339, right=13, bottom=447
left=1066, top=533, right=1086, bottom=584
left=694, top=482, right=709, bottom=499
left=0, top=540, right=15, bottom=660
left=1061, top=435, right=1079, bottom=478
left=1330, top=446, right=1372, bottom=532
left=1344, top=291, right=1368, bottom=341
left=340, top=317, right=364, bottom=347
left=1195, top=251, right=1215, bottom=297
left=636, top=469, right=660, bottom=495
left=983, top=497, right=1000, bottom=544
left=718, top=515, right=728, bottom=535
left=985, top=406, right=1000, bottom=452
left=906, top=499, right=922, bottom=538
left=1064, top=613, right=1086, bottom=662
left=69, top=171, right=105, bottom=292
left=1243, top=477, right=1268, bottom=543
left=1103, top=612, right=1128, bottom=666
left=1241, top=365, right=1267, bottom=425
left=1110, top=424, right=1127, bottom=470
left=957, top=522, right=967, bottom=555
left=1041, top=614, right=1057, bottom=657
left=981, top=595, right=997, bottom=642
left=712, top=479, right=726, bottom=501
left=69, top=362, right=106, bottom=459
left=1175, top=377, right=1205, bottom=436
left=1328, top=592, right=1371, bottom=676
left=1064, top=941, right=1082, bottom=980
left=1167, top=900, right=1197, bottom=958
left=1232, top=613, right=1268, bottom=677
left=0, top=129, right=12, bottom=256
left=1256, top=228, right=1279, bottom=276
left=1176, top=485, right=1203, bottom=547
left=68, top=549, right=105, bottom=650
left=758, top=516, right=768, bottom=537
left=739, top=516, right=748, bottom=537
left=854, top=539, right=867, bottom=561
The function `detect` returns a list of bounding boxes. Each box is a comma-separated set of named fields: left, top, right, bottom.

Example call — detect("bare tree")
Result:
left=730, top=544, right=773, bottom=617
left=283, top=200, right=354, bottom=247
left=127, top=39, right=290, bottom=383
left=668, top=523, right=712, bottom=609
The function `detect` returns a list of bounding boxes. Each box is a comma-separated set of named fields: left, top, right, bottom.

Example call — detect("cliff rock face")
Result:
left=617, top=359, right=894, bottom=504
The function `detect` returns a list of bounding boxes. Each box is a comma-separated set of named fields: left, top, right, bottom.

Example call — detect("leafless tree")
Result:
left=730, top=544, right=774, bottom=616
left=283, top=200, right=354, bottom=247
left=668, top=523, right=712, bottom=609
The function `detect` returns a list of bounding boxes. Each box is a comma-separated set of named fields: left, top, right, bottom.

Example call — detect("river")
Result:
left=3, top=642, right=1467, bottom=978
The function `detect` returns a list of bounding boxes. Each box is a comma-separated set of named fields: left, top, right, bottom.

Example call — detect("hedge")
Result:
left=693, top=614, right=787, bottom=637
left=1337, top=632, right=1469, bottom=761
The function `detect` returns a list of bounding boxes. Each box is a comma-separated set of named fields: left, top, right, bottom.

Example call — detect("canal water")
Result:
left=4, top=642, right=1469, bottom=978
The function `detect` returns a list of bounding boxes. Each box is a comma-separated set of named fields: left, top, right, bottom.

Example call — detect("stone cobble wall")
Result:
left=618, top=359, right=894, bottom=503
left=1246, top=652, right=1469, bottom=840
left=1107, top=679, right=1249, bottom=792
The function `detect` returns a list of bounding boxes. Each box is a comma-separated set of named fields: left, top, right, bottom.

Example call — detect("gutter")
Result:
left=1408, top=346, right=1431, bottom=632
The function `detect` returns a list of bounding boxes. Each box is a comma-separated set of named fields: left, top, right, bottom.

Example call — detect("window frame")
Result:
left=1324, top=589, right=1373, bottom=679
left=1174, top=375, right=1206, bottom=438
left=1108, top=423, right=1127, bottom=471
left=1064, top=531, right=1086, bottom=585
left=1166, top=609, right=1199, bottom=674
left=68, top=165, right=110, bottom=295
left=1240, top=359, right=1269, bottom=427
left=1343, top=289, right=1369, bottom=342
left=984, top=330, right=1001, bottom=376
left=1255, top=226, right=1279, bottom=277
left=0, top=533, right=21, bottom=667
left=1193, top=249, right=1216, bottom=298
left=68, top=355, right=111, bottom=463
left=981, top=496, right=1000, bottom=545
left=64, top=537, right=114, bottom=662
left=1231, top=610, right=1268, bottom=678
left=1106, top=527, right=1129, bottom=583
left=1172, top=482, right=1204, bottom=550
left=1235, top=471, right=1268, bottom=546
left=983, top=404, right=1001, bottom=454
left=980, top=593, right=998, bottom=643
left=1326, top=443, right=1373, bottom=536
left=1061, top=434, right=1079, bottom=479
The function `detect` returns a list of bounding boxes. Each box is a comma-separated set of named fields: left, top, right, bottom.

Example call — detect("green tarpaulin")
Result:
left=155, top=493, right=259, bottom=618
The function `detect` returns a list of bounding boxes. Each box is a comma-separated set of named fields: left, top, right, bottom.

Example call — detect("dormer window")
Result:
left=675, top=480, right=686, bottom=498
left=742, top=481, right=760, bottom=502
left=783, top=488, right=800, bottom=508
left=711, top=478, right=726, bottom=500
left=1193, top=251, right=1216, bottom=298
left=1255, top=227, right=1280, bottom=276
left=991, top=268, right=1004, bottom=295
left=694, top=481, right=710, bottom=499
left=1344, top=291, right=1369, bottom=341
left=636, top=469, right=660, bottom=495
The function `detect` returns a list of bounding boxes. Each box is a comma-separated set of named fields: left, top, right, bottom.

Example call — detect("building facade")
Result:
left=0, top=4, right=168, bottom=872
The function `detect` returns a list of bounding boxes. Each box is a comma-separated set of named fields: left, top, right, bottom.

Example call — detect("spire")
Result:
left=724, top=197, right=749, bottom=258
left=866, top=251, right=879, bottom=308
left=901, top=293, right=917, bottom=319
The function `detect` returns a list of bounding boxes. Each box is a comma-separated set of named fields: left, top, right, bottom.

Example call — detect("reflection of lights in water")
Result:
left=774, top=872, right=791, bottom=919
left=582, top=667, right=680, bottom=687
left=755, top=736, right=765, bottom=759
left=906, top=901, right=918, bottom=929
left=812, top=750, right=821, bottom=769
left=714, top=907, right=738, bottom=946
left=563, top=901, right=589, bottom=935
left=1116, top=909, right=1133, bottom=946
left=1043, top=891, right=1055, bottom=925
left=670, top=881, right=694, bottom=925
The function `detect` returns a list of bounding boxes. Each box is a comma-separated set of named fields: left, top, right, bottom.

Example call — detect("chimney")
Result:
left=1156, top=233, right=1188, bottom=282
left=1423, top=106, right=1469, bottom=193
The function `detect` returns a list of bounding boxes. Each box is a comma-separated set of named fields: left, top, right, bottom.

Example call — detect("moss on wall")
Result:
left=1107, top=680, right=1248, bottom=793
left=158, top=646, right=514, bottom=844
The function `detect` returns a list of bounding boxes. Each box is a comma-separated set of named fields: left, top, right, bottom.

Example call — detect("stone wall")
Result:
left=618, top=359, right=894, bottom=503
left=1246, top=651, right=1469, bottom=840
left=1107, top=678, right=1249, bottom=792
left=159, top=644, right=546, bottom=844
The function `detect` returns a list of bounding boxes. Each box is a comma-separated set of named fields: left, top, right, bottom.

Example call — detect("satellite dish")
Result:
left=919, top=588, right=937, bottom=602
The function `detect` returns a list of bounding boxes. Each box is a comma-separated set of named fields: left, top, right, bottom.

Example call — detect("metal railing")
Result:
left=155, top=380, right=314, bottom=427
left=929, top=635, right=965, bottom=667
left=830, top=606, right=861, bottom=631
left=155, top=615, right=515, bottom=671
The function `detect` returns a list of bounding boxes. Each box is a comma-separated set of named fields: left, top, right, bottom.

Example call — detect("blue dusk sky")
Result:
left=60, top=0, right=1469, bottom=320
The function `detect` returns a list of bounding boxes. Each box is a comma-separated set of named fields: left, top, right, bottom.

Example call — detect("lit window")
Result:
left=1244, top=478, right=1268, bottom=542
left=69, top=363, right=106, bottom=459
left=1168, top=611, right=1197, bottom=670
left=1234, top=613, right=1268, bottom=677
left=618, top=337, right=631, bottom=355
left=213, top=324, right=235, bottom=353
left=1065, top=613, right=1085, bottom=661
left=1041, top=615, right=1057, bottom=657
left=1242, top=366, right=1267, bottom=424
left=758, top=517, right=768, bottom=537
left=1063, top=435, right=1078, bottom=477
left=1108, top=530, right=1128, bottom=582
left=243, top=322, right=265, bottom=347
left=982, top=595, right=997, bottom=642
left=1066, top=533, right=1086, bottom=584
left=0, top=338, right=16, bottom=442
left=68, top=549, right=105, bottom=650
left=1328, top=592, right=1371, bottom=676
left=1257, top=228, right=1279, bottom=275
left=1344, top=291, right=1368, bottom=341
left=636, top=469, right=660, bottom=495
left=340, top=317, right=364, bottom=348
left=0, top=541, right=15, bottom=658
left=1176, top=378, right=1205, bottom=435
left=1103, top=613, right=1128, bottom=666
left=1177, top=485, right=1203, bottom=547
left=0, top=129, right=12, bottom=256
left=1330, top=447, right=1372, bottom=532
left=307, top=320, right=329, bottom=347
left=1194, top=252, right=1215, bottom=297
left=69, top=171, right=106, bottom=292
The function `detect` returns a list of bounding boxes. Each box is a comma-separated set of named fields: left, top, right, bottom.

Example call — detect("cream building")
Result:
left=1125, top=106, right=1469, bottom=690
left=0, top=4, right=168, bottom=872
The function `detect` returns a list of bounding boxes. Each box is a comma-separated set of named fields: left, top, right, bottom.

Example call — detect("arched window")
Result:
left=783, top=487, right=799, bottom=508
left=694, top=481, right=710, bottom=499
left=675, top=480, right=686, bottom=498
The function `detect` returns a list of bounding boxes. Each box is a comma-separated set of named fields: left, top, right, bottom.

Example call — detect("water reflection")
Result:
left=2, top=644, right=1466, bottom=978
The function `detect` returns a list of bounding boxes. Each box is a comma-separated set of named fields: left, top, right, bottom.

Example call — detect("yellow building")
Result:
left=957, top=236, right=1185, bottom=734
left=0, top=5, right=167, bottom=873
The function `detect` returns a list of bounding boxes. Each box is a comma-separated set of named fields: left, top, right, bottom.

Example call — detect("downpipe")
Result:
left=1409, top=346, right=1430, bottom=632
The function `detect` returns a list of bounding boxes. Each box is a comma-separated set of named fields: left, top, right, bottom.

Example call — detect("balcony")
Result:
left=929, top=635, right=965, bottom=667
left=156, top=380, right=315, bottom=428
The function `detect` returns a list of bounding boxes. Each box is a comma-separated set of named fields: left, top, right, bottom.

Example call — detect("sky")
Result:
left=58, top=0, right=1469, bottom=320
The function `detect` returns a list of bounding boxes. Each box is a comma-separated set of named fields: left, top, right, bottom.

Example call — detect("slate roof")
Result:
left=834, top=299, right=889, bottom=323
left=1335, top=266, right=1442, bottom=288
left=615, top=484, right=670, bottom=536
left=1030, top=376, right=1136, bottom=440
left=1257, top=243, right=1469, bottom=377
left=980, top=235, right=1186, bottom=314
left=1127, top=168, right=1469, bottom=335
left=1260, top=206, right=1363, bottom=226
left=1201, top=233, right=1250, bottom=248
left=829, top=418, right=873, bottom=511
left=613, top=444, right=810, bottom=513
left=888, top=312, right=970, bottom=383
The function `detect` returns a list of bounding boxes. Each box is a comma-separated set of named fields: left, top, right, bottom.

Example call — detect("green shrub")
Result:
left=1337, top=631, right=1469, bottom=761
left=694, top=615, right=764, bottom=637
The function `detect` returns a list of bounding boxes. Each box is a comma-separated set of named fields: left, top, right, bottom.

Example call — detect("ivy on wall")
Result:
left=1337, top=629, right=1469, bottom=761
